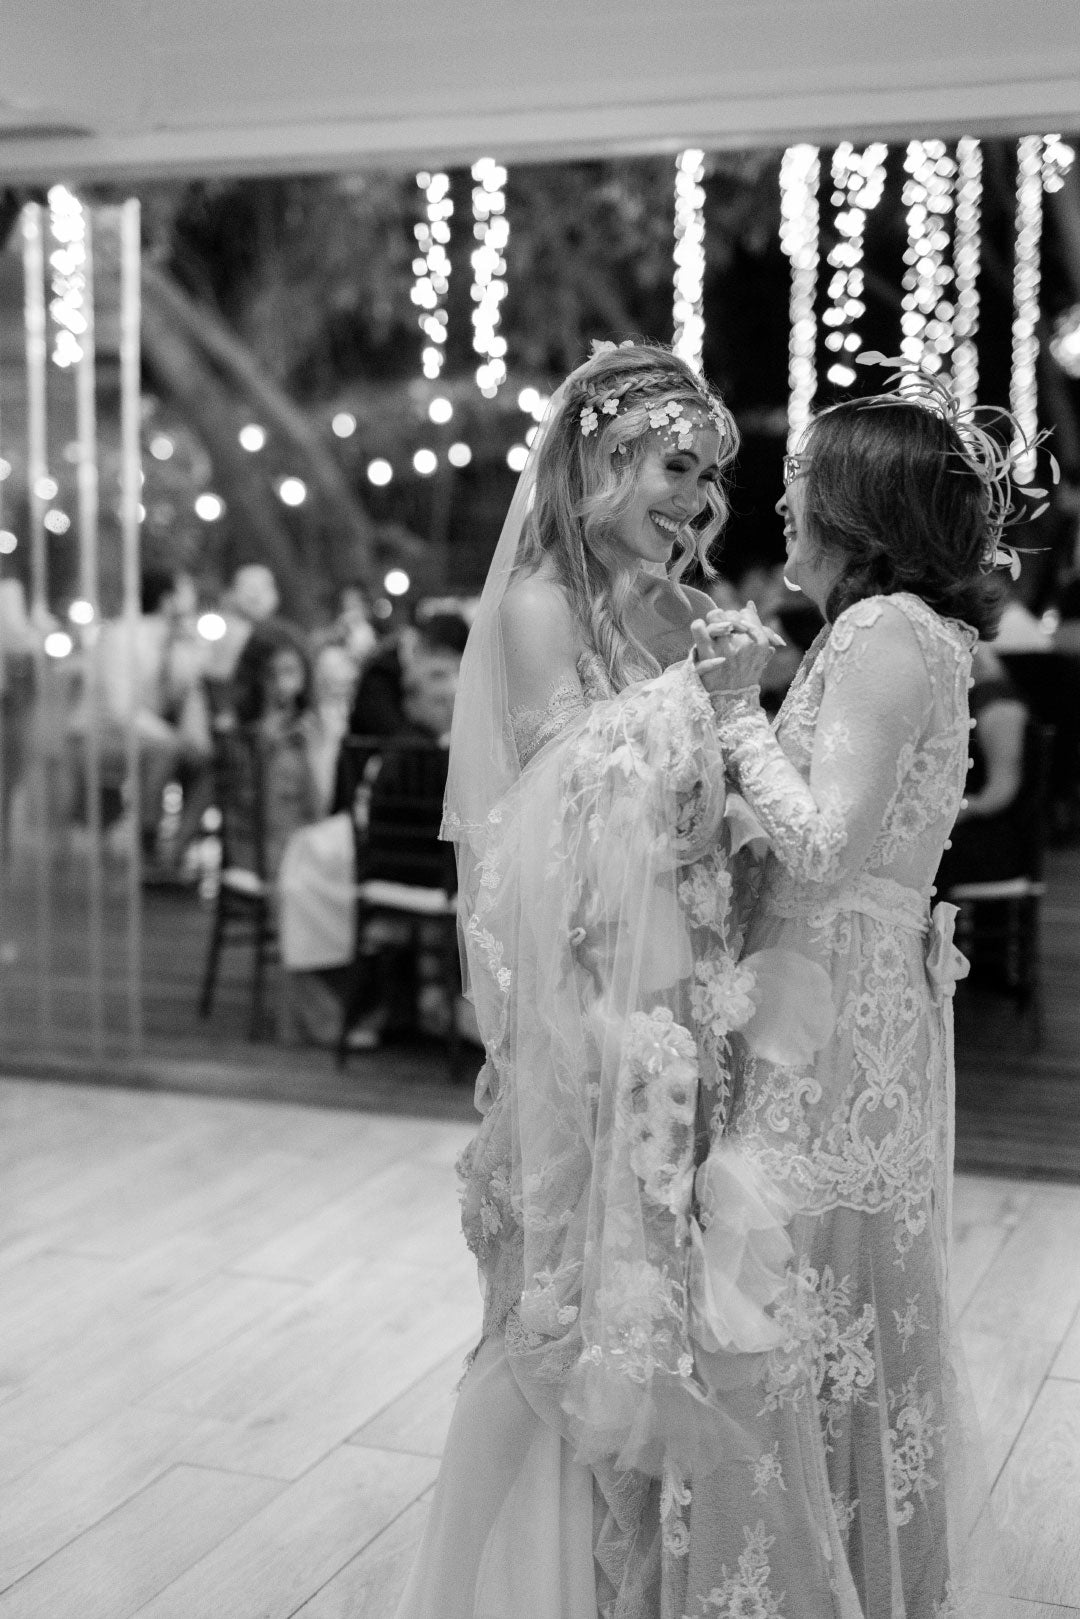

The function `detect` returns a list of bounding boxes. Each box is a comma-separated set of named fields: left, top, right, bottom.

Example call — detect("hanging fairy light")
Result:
left=900, top=140, right=957, bottom=381
left=471, top=157, right=509, bottom=397
left=412, top=171, right=453, bottom=382
left=823, top=143, right=888, bottom=390
left=1041, top=133, right=1076, bottom=193
left=1011, top=136, right=1044, bottom=483
left=951, top=138, right=983, bottom=414
left=48, top=185, right=87, bottom=370
left=779, top=145, right=821, bottom=451
left=673, top=149, right=706, bottom=372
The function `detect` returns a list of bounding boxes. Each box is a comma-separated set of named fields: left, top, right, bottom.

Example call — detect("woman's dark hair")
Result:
left=233, top=621, right=313, bottom=725
left=799, top=399, right=1005, bottom=638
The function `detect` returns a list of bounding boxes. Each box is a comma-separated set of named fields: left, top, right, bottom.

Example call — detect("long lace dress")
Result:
left=397, top=631, right=835, bottom=1619
left=663, top=593, right=1002, bottom=1619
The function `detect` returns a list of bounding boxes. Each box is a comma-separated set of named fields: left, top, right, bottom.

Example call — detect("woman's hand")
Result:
left=690, top=602, right=782, bottom=697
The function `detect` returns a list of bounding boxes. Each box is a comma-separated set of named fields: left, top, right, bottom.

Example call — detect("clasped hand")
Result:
left=689, top=603, right=785, bottom=696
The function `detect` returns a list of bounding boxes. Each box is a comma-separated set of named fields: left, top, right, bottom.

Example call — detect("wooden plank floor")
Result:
left=1, top=1078, right=1078, bottom=1617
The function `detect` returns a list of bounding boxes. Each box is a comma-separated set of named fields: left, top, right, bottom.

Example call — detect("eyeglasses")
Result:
left=782, top=453, right=808, bottom=486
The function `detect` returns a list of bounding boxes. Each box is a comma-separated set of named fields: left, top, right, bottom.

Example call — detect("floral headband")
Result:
left=844, top=351, right=1059, bottom=578
left=576, top=339, right=728, bottom=452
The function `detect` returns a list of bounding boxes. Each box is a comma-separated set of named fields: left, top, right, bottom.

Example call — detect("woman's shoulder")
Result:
left=830, top=591, right=973, bottom=659
left=500, top=570, right=581, bottom=652
left=823, top=595, right=944, bottom=695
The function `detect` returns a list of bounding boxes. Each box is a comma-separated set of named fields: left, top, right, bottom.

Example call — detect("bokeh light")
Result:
left=278, top=477, right=307, bottom=506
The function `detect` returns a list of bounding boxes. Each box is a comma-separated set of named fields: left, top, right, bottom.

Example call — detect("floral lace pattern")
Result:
left=686, top=1522, right=786, bottom=1618
left=886, top=1369, right=941, bottom=1527
left=682, top=593, right=989, bottom=1619
left=750, top=1442, right=786, bottom=1498
left=762, top=1263, right=877, bottom=1437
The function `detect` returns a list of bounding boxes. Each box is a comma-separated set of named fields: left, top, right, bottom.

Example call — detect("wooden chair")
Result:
left=336, top=735, right=460, bottom=1075
left=197, top=725, right=277, bottom=1040
left=945, top=720, right=1055, bottom=1043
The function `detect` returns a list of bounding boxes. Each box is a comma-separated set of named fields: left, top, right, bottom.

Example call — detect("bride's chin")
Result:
left=782, top=565, right=802, bottom=594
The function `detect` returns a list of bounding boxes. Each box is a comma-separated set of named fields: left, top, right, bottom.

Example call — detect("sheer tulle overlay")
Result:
left=403, top=658, right=850, bottom=1619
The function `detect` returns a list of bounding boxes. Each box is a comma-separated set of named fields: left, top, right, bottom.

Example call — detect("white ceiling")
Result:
left=2, top=0, right=1079, bottom=180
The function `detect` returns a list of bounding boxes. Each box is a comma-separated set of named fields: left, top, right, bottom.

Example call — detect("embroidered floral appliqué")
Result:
left=886, top=1369, right=941, bottom=1526
left=688, top=1521, right=785, bottom=1617
left=750, top=1442, right=787, bottom=1498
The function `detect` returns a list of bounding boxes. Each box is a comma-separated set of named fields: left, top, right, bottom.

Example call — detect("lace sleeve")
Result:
left=710, top=598, right=934, bottom=884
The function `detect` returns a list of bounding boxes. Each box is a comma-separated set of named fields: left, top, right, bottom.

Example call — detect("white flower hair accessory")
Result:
left=580, top=405, right=599, bottom=437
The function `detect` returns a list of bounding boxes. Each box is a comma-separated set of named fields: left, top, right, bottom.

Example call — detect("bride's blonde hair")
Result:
left=516, top=342, right=738, bottom=691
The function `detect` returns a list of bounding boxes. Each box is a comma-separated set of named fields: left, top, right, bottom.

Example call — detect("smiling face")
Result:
left=612, top=415, right=723, bottom=570
left=776, top=454, right=839, bottom=613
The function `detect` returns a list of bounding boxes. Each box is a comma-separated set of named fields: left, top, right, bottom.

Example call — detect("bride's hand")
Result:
left=704, top=602, right=785, bottom=648
left=690, top=603, right=779, bottom=696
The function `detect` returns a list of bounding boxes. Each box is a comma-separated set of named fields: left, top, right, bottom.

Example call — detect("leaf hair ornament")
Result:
left=843, top=351, right=1060, bottom=579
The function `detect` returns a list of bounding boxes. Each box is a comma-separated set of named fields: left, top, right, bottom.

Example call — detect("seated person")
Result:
left=935, top=643, right=1031, bottom=892
left=233, top=622, right=320, bottom=880
left=281, top=639, right=463, bottom=1048
left=332, top=609, right=468, bottom=812
left=303, top=640, right=360, bottom=816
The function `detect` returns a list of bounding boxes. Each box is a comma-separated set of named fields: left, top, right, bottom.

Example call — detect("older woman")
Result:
left=687, top=367, right=1030, bottom=1618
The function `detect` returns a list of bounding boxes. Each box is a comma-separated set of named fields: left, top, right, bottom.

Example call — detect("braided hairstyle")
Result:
left=516, top=341, right=738, bottom=690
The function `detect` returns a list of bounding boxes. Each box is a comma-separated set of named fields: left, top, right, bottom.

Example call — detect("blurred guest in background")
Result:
left=303, top=640, right=360, bottom=816
left=993, top=578, right=1054, bottom=651
left=1053, top=573, right=1080, bottom=655
left=281, top=620, right=464, bottom=1049
left=936, top=642, right=1031, bottom=892
left=66, top=568, right=213, bottom=869
left=332, top=609, right=468, bottom=812
left=202, top=562, right=281, bottom=685
left=330, top=585, right=378, bottom=668
left=0, top=578, right=37, bottom=855
left=234, top=621, right=319, bottom=880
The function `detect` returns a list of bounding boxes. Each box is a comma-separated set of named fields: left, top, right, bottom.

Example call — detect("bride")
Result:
left=394, top=341, right=834, bottom=1619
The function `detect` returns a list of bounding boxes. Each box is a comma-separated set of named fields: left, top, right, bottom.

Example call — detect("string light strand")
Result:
left=779, top=145, right=821, bottom=451
left=471, top=158, right=509, bottom=397
left=48, top=185, right=87, bottom=370
left=411, top=171, right=453, bottom=382
left=672, top=149, right=706, bottom=373
left=900, top=140, right=956, bottom=382
left=951, top=138, right=982, bottom=414
left=823, top=142, right=888, bottom=390
left=1010, top=136, right=1044, bottom=483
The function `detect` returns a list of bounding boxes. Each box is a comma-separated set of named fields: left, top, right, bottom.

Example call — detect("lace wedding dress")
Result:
left=661, top=593, right=1004, bottom=1619
left=397, top=640, right=832, bottom=1619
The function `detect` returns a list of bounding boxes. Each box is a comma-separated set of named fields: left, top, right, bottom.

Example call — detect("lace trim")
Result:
left=509, top=679, right=588, bottom=766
